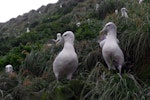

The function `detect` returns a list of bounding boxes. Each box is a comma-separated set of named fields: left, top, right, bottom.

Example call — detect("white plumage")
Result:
left=53, top=31, right=78, bottom=80
left=60, top=4, right=63, bottom=8
left=99, top=34, right=119, bottom=48
left=95, top=3, right=99, bottom=11
left=26, top=27, right=30, bottom=33
left=115, top=9, right=118, bottom=15
left=52, top=33, right=63, bottom=45
left=5, top=64, right=13, bottom=73
left=76, top=22, right=81, bottom=27
left=100, top=22, right=124, bottom=74
left=139, top=0, right=144, bottom=4
left=121, top=7, right=128, bottom=18
left=56, top=33, right=62, bottom=41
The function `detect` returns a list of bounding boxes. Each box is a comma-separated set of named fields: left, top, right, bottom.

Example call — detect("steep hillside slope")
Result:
left=0, top=0, right=86, bottom=37
left=0, top=0, right=150, bottom=99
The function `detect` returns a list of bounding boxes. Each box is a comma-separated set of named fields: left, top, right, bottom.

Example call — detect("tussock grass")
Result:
left=80, top=64, right=148, bottom=100
left=20, top=46, right=56, bottom=77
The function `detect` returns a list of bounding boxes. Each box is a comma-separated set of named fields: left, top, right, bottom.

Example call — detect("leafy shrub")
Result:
left=75, top=19, right=102, bottom=40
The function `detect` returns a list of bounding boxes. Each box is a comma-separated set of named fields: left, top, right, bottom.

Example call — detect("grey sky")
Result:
left=0, top=0, right=58, bottom=22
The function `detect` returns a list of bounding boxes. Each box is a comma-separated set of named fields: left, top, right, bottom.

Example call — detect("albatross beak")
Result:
left=100, top=26, right=106, bottom=34
left=55, top=40, right=60, bottom=46
left=56, top=38, right=64, bottom=46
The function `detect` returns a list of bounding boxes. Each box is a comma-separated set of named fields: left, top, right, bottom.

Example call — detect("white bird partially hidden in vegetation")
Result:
left=5, top=64, right=13, bottom=73
left=26, top=27, right=30, bottom=33
left=115, top=9, right=118, bottom=15
left=95, top=3, right=99, bottom=11
left=52, top=33, right=63, bottom=45
left=76, top=22, right=81, bottom=27
left=100, top=22, right=124, bottom=74
left=39, top=11, right=41, bottom=14
left=139, top=0, right=144, bottom=4
left=53, top=31, right=78, bottom=80
left=121, top=7, right=128, bottom=18
left=60, top=4, right=63, bottom=8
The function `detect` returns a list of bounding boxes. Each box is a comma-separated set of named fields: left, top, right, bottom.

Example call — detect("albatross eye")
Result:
left=64, top=34, right=67, bottom=37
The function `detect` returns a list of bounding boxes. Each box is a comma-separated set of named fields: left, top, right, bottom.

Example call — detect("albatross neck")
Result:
left=63, top=42, right=75, bottom=51
left=107, top=30, right=117, bottom=38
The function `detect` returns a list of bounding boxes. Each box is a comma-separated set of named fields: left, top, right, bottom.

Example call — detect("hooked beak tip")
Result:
left=55, top=40, right=60, bottom=46
left=100, top=29, right=104, bottom=34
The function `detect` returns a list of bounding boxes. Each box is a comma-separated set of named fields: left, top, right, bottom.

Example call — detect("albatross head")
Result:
left=62, top=31, right=75, bottom=44
left=55, top=33, right=63, bottom=45
left=121, top=7, right=128, bottom=13
left=56, top=33, right=61, bottom=38
left=101, top=22, right=117, bottom=34
left=56, top=33, right=62, bottom=41
left=5, top=64, right=13, bottom=73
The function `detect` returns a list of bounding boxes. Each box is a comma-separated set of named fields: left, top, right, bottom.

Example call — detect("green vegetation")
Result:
left=0, top=0, right=150, bottom=99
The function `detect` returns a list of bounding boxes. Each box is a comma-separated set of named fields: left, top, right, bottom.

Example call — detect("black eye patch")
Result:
left=64, top=34, right=67, bottom=36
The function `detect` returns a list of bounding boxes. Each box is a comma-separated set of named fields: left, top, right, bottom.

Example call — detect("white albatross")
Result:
left=26, top=27, right=30, bottom=33
left=5, top=64, right=13, bottom=73
left=52, top=33, right=63, bottom=45
left=100, top=22, right=124, bottom=74
left=115, top=9, right=118, bottom=15
left=121, top=7, right=128, bottom=18
left=53, top=31, right=78, bottom=80
left=76, top=22, right=81, bottom=27
left=139, top=0, right=144, bottom=4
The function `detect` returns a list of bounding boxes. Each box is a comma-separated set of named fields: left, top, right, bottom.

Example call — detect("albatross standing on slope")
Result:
left=100, top=22, right=124, bottom=74
left=139, top=0, right=144, bottom=4
left=5, top=64, right=13, bottom=73
left=52, top=33, right=63, bottom=45
left=121, top=7, right=128, bottom=18
left=53, top=31, right=78, bottom=80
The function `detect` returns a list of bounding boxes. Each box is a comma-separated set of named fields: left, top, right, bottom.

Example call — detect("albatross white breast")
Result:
left=100, top=22, right=124, bottom=74
left=53, top=31, right=78, bottom=80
